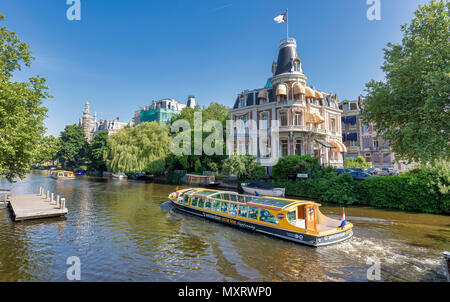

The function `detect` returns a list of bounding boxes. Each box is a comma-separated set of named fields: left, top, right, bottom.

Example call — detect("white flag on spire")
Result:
left=274, top=11, right=287, bottom=23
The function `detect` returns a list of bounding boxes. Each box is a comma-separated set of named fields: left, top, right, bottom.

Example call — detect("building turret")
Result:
left=187, top=95, right=196, bottom=108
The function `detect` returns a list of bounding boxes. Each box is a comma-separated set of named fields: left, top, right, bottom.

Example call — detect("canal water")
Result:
left=0, top=172, right=448, bottom=282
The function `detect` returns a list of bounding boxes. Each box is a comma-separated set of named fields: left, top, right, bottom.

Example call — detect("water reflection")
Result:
left=0, top=172, right=448, bottom=281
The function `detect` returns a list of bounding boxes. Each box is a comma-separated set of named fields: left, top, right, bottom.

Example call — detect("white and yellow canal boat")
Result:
left=50, top=170, right=75, bottom=180
left=168, top=188, right=353, bottom=247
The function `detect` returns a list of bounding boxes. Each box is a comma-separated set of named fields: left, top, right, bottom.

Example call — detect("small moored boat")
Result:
left=241, top=180, right=285, bottom=197
left=181, top=174, right=219, bottom=188
left=112, top=172, right=127, bottom=179
left=50, top=170, right=75, bottom=179
left=168, top=188, right=353, bottom=247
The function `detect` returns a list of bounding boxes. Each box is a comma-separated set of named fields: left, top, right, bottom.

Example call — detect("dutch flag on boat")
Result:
left=339, top=208, right=347, bottom=228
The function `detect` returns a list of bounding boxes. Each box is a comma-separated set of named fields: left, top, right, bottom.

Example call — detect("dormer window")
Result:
left=239, top=95, right=246, bottom=108
left=293, top=59, right=301, bottom=72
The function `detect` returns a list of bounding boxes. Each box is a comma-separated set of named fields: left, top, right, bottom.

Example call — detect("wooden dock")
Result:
left=8, top=187, right=68, bottom=221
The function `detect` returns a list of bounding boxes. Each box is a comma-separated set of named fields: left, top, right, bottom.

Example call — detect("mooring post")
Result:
left=60, top=198, right=66, bottom=209
left=57, top=195, right=60, bottom=207
left=46, top=190, right=49, bottom=201
left=51, top=193, right=54, bottom=204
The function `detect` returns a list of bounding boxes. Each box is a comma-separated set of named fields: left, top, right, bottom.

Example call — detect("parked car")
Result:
left=349, top=168, right=364, bottom=173
left=334, top=168, right=354, bottom=174
left=366, top=168, right=381, bottom=175
left=382, top=167, right=399, bottom=176
left=350, top=171, right=373, bottom=181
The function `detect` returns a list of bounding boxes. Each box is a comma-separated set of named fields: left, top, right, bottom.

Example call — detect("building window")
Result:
left=295, top=140, right=303, bottom=156
left=293, top=60, right=301, bottom=72
left=363, top=124, right=369, bottom=133
left=331, top=118, right=336, bottom=132
left=350, top=103, right=357, bottom=110
left=294, top=112, right=302, bottom=126
left=350, top=140, right=358, bottom=147
left=280, top=139, right=289, bottom=157
left=343, top=103, right=349, bottom=111
left=373, top=140, right=379, bottom=150
left=364, top=137, right=371, bottom=149
left=280, top=111, right=288, bottom=127
left=239, top=96, right=245, bottom=108
left=373, top=154, right=380, bottom=163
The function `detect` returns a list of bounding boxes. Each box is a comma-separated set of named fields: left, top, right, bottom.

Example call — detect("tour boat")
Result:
left=50, top=170, right=75, bottom=179
left=168, top=188, right=353, bottom=247
left=181, top=174, right=220, bottom=188
left=241, top=180, right=285, bottom=197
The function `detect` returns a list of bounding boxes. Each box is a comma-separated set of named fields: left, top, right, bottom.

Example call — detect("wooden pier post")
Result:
left=60, top=198, right=66, bottom=209
left=46, top=190, right=49, bottom=201
left=51, top=193, right=54, bottom=204
left=57, top=195, right=60, bottom=206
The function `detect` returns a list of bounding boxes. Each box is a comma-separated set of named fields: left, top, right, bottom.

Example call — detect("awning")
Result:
left=305, top=87, right=315, bottom=98
left=276, top=84, right=287, bottom=96
left=306, top=113, right=325, bottom=125
left=314, top=90, right=323, bottom=100
left=257, top=89, right=267, bottom=99
left=293, top=83, right=305, bottom=97
left=315, top=139, right=336, bottom=149
left=330, top=140, right=348, bottom=153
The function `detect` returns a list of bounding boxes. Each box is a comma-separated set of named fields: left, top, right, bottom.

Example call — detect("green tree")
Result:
left=0, top=13, right=51, bottom=181
left=344, top=156, right=372, bottom=170
left=105, top=122, right=171, bottom=174
left=222, top=153, right=265, bottom=182
left=87, top=130, right=109, bottom=172
left=58, top=124, right=87, bottom=168
left=361, top=0, right=450, bottom=163
left=271, top=155, right=319, bottom=180
left=34, top=135, right=61, bottom=164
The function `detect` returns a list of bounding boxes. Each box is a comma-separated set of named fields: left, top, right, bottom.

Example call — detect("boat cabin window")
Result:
left=212, top=200, right=220, bottom=212
left=190, top=197, right=198, bottom=207
left=248, top=207, right=259, bottom=220
left=220, top=202, right=229, bottom=213
left=229, top=194, right=237, bottom=202
left=198, top=198, right=205, bottom=208
left=259, top=209, right=280, bottom=225
left=229, top=203, right=238, bottom=215
left=238, top=206, right=248, bottom=218
left=59, top=173, right=63, bottom=176
left=287, top=211, right=296, bottom=223
left=64, top=173, right=68, bottom=177
left=222, top=194, right=230, bottom=201
left=204, top=198, right=212, bottom=210
left=182, top=195, right=190, bottom=205
left=238, top=195, right=245, bottom=203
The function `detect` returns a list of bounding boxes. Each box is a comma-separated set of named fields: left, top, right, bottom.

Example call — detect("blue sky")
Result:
left=2, top=0, right=429, bottom=136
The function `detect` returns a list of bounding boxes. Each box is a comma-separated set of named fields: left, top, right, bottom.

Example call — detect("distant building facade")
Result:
left=134, top=96, right=196, bottom=126
left=79, top=102, right=132, bottom=141
left=230, top=37, right=347, bottom=173
left=340, top=97, right=415, bottom=170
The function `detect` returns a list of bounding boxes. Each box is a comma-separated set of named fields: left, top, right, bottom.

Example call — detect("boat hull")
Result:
left=241, top=186, right=285, bottom=197
left=169, top=200, right=353, bottom=247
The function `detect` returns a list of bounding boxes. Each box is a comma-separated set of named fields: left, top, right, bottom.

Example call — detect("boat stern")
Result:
left=314, top=223, right=354, bottom=246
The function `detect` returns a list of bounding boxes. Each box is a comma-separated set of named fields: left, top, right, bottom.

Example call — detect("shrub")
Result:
left=271, top=155, right=319, bottom=180
left=359, top=174, right=447, bottom=214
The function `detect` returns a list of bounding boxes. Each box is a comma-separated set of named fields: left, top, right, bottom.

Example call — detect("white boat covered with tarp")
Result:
left=241, top=181, right=285, bottom=197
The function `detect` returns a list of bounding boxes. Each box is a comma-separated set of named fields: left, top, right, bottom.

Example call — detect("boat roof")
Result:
left=181, top=188, right=319, bottom=210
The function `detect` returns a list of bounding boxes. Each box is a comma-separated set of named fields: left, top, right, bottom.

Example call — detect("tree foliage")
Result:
left=105, top=122, right=171, bottom=174
left=361, top=0, right=450, bottom=163
left=0, top=13, right=51, bottom=181
left=34, top=135, right=61, bottom=163
left=57, top=124, right=87, bottom=167
left=222, top=153, right=265, bottom=182
left=271, top=155, right=319, bottom=180
left=87, top=130, right=109, bottom=172
left=344, top=156, right=372, bottom=169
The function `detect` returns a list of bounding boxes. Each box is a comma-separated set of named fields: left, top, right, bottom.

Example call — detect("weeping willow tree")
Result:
left=105, top=122, right=171, bottom=174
